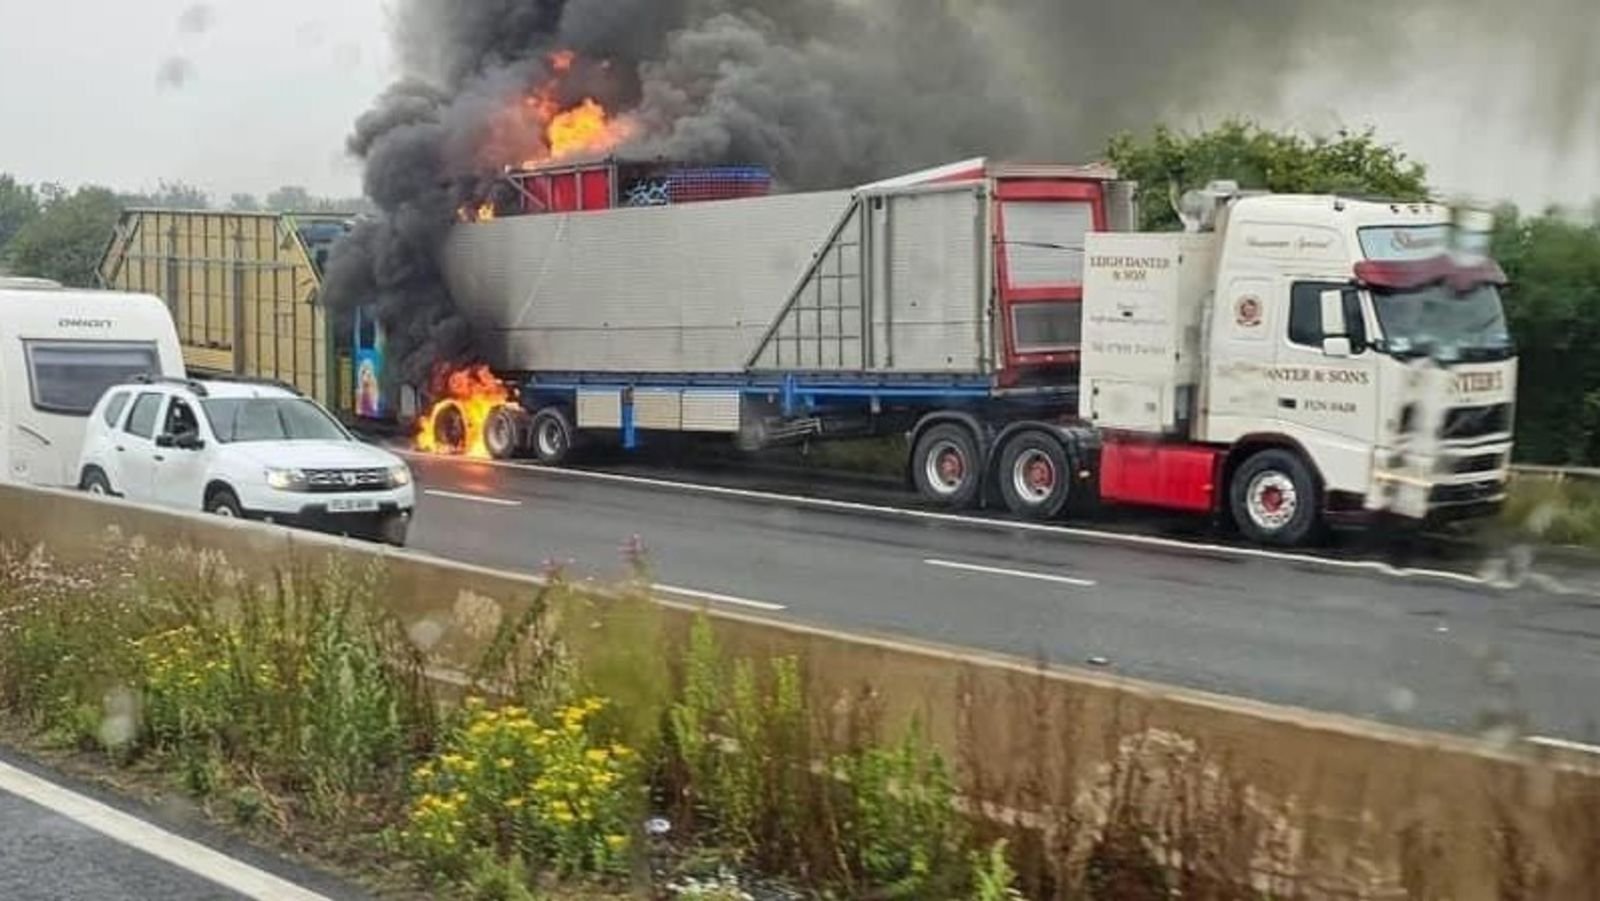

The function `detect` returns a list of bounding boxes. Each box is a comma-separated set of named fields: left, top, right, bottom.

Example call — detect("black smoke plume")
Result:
left=325, top=0, right=1600, bottom=391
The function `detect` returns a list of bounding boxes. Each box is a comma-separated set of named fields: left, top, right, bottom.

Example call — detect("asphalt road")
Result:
left=0, top=752, right=363, bottom=901
left=404, top=452, right=1600, bottom=745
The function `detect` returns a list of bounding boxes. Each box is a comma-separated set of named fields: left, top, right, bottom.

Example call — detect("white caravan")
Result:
left=0, top=281, right=185, bottom=487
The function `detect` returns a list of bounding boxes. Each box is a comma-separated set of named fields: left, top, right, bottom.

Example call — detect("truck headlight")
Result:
left=388, top=465, right=413, bottom=488
left=265, top=468, right=310, bottom=491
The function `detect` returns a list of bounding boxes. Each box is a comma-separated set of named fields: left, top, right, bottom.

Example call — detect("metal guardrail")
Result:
left=1511, top=463, right=1600, bottom=482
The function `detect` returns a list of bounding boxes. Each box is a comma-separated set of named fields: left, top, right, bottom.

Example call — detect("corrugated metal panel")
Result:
left=441, top=192, right=855, bottom=374
left=875, top=188, right=986, bottom=372
left=576, top=389, right=622, bottom=428
left=681, top=392, right=741, bottom=433
left=96, top=210, right=338, bottom=406
left=1003, top=201, right=1092, bottom=287
left=633, top=389, right=682, bottom=430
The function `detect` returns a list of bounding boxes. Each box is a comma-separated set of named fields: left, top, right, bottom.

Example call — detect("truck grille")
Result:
left=304, top=468, right=391, bottom=493
left=1441, top=403, right=1512, bottom=441
left=1449, top=452, right=1505, bottom=475
left=1429, top=480, right=1505, bottom=506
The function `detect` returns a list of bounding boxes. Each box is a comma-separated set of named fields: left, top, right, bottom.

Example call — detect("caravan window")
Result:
left=23, top=341, right=160, bottom=415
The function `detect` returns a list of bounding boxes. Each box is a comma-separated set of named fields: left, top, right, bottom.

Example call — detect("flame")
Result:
left=509, top=50, right=635, bottom=168
left=415, top=364, right=511, bottom=458
left=455, top=202, right=497, bottom=224
left=547, top=98, right=632, bottom=160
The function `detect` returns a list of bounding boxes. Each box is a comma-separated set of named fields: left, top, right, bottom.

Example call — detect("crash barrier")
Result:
left=1, top=483, right=1597, bottom=899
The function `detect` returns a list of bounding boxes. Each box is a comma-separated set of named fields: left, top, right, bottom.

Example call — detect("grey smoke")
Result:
left=326, top=0, right=1600, bottom=390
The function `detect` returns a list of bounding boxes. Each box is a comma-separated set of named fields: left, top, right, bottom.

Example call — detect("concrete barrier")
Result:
left=2, top=483, right=1597, bottom=899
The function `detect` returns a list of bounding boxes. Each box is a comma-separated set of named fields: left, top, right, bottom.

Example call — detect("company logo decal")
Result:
left=1235, top=295, right=1263, bottom=328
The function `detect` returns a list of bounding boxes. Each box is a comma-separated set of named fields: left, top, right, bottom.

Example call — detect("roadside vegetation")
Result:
left=0, top=542, right=1013, bottom=899
left=1, top=539, right=1597, bottom=898
left=1503, top=475, right=1600, bottom=552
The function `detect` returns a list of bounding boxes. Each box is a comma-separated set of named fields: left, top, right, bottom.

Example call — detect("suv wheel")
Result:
left=205, top=487, right=245, bottom=518
left=80, top=469, right=112, bottom=496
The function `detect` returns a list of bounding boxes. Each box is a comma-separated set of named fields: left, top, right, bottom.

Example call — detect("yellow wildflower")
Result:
left=413, top=763, right=435, bottom=780
left=584, top=748, right=610, bottom=764
left=496, top=756, right=515, bottom=770
left=504, top=796, right=525, bottom=810
left=464, top=696, right=486, bottom=710
left=609, top=743, right=633, bottom=759
left=605, top=834, right=628, bottom=851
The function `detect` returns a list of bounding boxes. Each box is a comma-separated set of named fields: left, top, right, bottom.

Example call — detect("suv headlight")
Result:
left=265, top=468, right=310, bottom=492
left=388, top=465, right=413, bottom=488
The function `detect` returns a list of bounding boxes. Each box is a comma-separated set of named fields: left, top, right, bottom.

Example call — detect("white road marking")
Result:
left=925, top=558, right=1097, bottom=588
left=1527, top=735, right=1600, bottom=756
left=398, top=449, right=1501, bottom=588
left=0, top=760, right=332, bottom=900
left=423, top=488, right=522, bottom=507
left=654, top=583, right=788, bottom=612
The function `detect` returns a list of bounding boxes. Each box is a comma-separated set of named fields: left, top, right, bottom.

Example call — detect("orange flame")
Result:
left=547, top=98, right=633, bottom=160
left=415, top=364, right=511, bottom=458
left=508, top=50, right=634, bottom=168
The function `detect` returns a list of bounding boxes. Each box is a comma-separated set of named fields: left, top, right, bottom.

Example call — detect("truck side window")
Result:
left=1288, top=282, right=1366, bottom=352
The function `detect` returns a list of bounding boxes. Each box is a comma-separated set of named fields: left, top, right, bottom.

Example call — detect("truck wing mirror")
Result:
left=154, top=433, right=175, bottom=449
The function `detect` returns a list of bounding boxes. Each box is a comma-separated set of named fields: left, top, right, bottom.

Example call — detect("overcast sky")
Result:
left=0, top=0, right=1593, bottom=210
left=0, top=0, right=391, bottom=200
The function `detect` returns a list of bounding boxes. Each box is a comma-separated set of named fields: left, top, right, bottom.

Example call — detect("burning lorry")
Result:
left=428, top=155, right=1518, bottom=546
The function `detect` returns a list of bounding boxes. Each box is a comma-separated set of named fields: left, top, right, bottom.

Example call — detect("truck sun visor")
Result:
left=1354, top=256, right=1508, bottom=293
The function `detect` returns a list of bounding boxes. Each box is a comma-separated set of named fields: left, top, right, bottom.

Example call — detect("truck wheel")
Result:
left=484, top=406, right=528, bottom=460
left=531, top=407, right=575, bottom=466
left=912, top=424, right=982, bottom=509
left=431, top=402, right=469, bottom=455
left=1229, top=449, right=1320, bottom=547
left=997, top=431, right=1073, bottom=520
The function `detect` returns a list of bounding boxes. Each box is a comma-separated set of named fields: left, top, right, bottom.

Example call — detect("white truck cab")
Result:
left=0, top=282, right=185, bottom=488
left=78, top=376, right=416, bottom=545
left=1081, top=184, right=1516, bottom=544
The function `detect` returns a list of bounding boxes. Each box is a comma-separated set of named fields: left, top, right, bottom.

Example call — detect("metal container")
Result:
left=441, top=159, right=1123, bottom=381
left=97, top=209, right=349, bottom=408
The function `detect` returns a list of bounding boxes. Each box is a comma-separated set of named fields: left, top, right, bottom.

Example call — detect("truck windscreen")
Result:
left=1370, top=282, right=1513, bottom=363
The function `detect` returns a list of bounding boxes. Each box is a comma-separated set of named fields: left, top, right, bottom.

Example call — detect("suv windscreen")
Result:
left=201, top=397, right=350, bottom=443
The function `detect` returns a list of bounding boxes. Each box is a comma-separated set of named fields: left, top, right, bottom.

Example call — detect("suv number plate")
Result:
left=328, top=498, right=379, bottom=514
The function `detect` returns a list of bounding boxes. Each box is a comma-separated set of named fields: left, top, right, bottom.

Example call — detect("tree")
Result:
left=265, top=185, right=315, bottom=212
left=228, top=192, right=262, bottom=212
left=0, top=174, right=40, bottom=255
left=1106, top=120, right=1429, bottom=231
left=121, top=179, right=210, bottom=210
left=1490, top=208, right=1600, bottom=465
left=4, top=186, right=123, bottom=287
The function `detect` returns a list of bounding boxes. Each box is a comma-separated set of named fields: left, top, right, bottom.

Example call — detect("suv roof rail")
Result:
left=132, top=374, right=210, bottom=397
left=189, top=373, right=304, bottom=396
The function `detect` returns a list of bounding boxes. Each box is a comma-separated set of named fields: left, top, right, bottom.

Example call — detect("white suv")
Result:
left=77, top=376, right=415, bottom=545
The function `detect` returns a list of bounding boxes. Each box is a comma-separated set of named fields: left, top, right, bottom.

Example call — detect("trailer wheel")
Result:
left=531, top=407, right=575, bottom=466
left=431, top=402, right=469, bottom=455
left=997, top=431, right=1073, bottom=520
left=912, top=423, right=982, bottom=509
left=1229, top=448, right=1320, bottom=547
left=485, top=406, right=529, bottom=460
